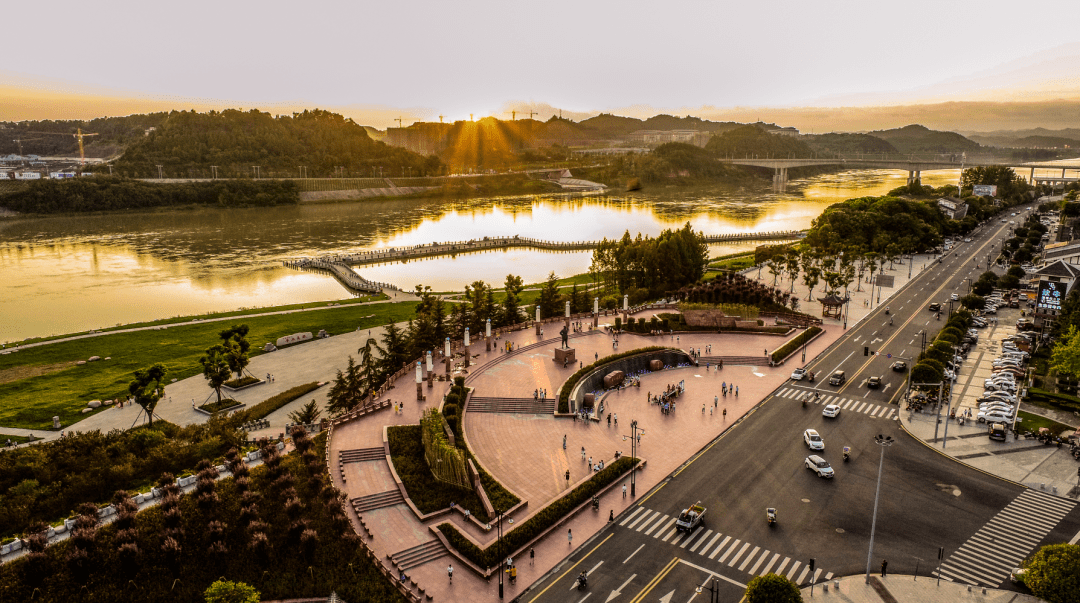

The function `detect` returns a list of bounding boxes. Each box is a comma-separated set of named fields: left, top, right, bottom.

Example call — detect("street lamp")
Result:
left=865, top=434, right=894, bottom=584
left=497, top=509, right=504, bottom=598
left=621, top=420, right=643, bottom=496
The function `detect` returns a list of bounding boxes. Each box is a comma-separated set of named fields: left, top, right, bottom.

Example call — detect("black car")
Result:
left=867, top=376, right=882, bottom=389
left=928, top=302, right=941, bottom=312
left=891, top=361, right=907, bottom=372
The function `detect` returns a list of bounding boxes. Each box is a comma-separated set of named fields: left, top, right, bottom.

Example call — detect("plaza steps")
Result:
left=351, top=489, right=405, bottom=513
left=467, top=396, right=556, bottom=414
left=390, top=540, right=448, bottom=571
left=698, top=355, right=770, bottom=366
left=339, top=447, right=385, bottom=463
left=464, top=332, right=591, bottom=385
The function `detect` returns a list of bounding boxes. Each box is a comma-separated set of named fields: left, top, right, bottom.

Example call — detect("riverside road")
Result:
left=519, top=204, right=1080, bottom=603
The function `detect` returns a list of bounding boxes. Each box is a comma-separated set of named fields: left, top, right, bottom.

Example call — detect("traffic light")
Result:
left=864, top=346, right=869, bottom=356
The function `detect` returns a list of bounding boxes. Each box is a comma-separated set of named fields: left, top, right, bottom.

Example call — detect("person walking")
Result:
left=565, top=469, right=570, bottom=488
left=735, top=385, right=739, bottom=397
left=568, top=528, right=573, bottom=546
left=622, top=483, right=627, bottom=497
left=723, top=408, right=727, bottom=419
left=447, top=564, right=453, bottom=583
left=563, top=434, right=567, bottom=449
left=581, top=447, right=586, bottom=461
left=714, top=395, right=718, bottom=407
left=881, top=559, right=888, bottom=577
left=530, top=548, right=535, bottom=566
left=613, top=413, right=618, bottom=426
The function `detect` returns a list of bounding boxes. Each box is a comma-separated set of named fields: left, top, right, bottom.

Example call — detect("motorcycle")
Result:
left=885, top=307, right=890, bottom=315
left=767, top=508, right=777, bottom=527
left=577, top=572, right=588, bottom=590
left=591, top=495, right=600, bottom=511
left=843, top=446, right=850, bottom=462
left=808, top=372, right=815, bottom=383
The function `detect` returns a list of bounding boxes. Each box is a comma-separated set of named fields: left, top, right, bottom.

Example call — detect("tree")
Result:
left=911, top=362, right=942, bottom=383
left=1024, top=543, right=1080, bottom=603
left=204, top=578, right=260, bottom=603
left=326, top=356, right=365, bottom=415
left=538, top=272, right=563, bottom=318
left=128, top=363, right=168, bottom=427
left=959, top=294, right=985, bottom=311
left=199, top=345, right=233, bottom=404
left=288, top=400, right=322, bottom=425
left=219, top=325, right=251, bottom=382
left=379, top=321, right=409, bottom=377
left=1051, top=325, right=1080, bottom=379
left=501, top=274, right=525, bottom=326
left=358, top=337, right=385, bottom=394
left=785, top=250, right=800, bottom=293
left=744, top=573, right=803, bottom=603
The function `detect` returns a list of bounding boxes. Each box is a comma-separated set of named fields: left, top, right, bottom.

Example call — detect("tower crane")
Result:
left=23, top=129, right=99, bottom=165
left=12, top=137, right=41, bottom=158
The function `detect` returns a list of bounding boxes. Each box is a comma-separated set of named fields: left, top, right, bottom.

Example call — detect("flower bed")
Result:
left=199, top=398, right=242, bottom=413
left=223, top=376, right=261, bottom=389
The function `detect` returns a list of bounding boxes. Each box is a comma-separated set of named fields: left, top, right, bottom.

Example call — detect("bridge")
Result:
left=717, top=155, right=1080, bottom=185
left=286, top=230, right=804, bottom=294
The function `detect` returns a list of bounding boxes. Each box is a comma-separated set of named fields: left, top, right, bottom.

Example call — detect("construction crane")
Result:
left=12, top=137, right=41, bottom=157
left=23, top=129, right=99, bottom=165
left=438, top=115, right=445, bottom=123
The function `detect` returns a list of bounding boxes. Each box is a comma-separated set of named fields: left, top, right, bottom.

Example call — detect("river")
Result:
left=0, top=168, right=962, bottom=341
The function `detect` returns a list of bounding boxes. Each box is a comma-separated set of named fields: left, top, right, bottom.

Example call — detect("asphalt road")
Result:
left=519, top=204, right=1080, bottom=603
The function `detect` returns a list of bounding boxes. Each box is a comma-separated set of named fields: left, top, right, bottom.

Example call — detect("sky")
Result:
left=4, top=0, right=1080, bottom=128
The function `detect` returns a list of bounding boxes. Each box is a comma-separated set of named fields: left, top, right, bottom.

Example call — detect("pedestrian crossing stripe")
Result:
left=620, top=506, right=836, bottom=585
left=934, top=489, right=1078, bottom=586
left=774, top=387, right=897, bottom=419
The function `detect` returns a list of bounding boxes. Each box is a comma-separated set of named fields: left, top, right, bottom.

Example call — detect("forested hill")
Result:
left=103, top=109, right=442, bottom=179
left=0, top=113, right=169, bottom=158
left=868, top=124, right=982, bottom=154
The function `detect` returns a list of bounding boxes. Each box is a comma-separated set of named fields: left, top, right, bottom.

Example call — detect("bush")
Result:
left=960, top=294, right=985, bottom=311
left=387, top=425, right=484, bottom=516
left=224, top=376, right=261, bottom=389
left=241, top=382, right=321, bottom=421
left=770, top=327, right=822, bottom=363
left=1025, top=543, right=1080, bottom=603
left=437, top=457, right=636, bottom=568
left=745, top=573, right=803, bottom=603
left=200, top=398, right=242, bottom=413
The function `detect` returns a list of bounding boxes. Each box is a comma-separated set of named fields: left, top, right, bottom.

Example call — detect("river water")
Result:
left=0, top=168, right=961, bottom=341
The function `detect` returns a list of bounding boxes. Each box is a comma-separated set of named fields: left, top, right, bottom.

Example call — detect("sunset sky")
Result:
left=3, top=0, right=1080, bottom=129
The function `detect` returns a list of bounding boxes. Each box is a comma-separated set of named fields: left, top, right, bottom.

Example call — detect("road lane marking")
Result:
left=797, top=565, right=810, bottom=584
left=760, top=553, right=780, bottom=576
left=643, top=515, right=670, bottom=536
left=689, top=529, right=713, bottom=552
left=607, top=573, right=638, bottom=602
left=526, top=533, right=612, bottom=603
left=786, top=561, right=801, bottom=580
left=627, top=556, right=679, bottom=603
left=676, top=558, right=747, bottom=589
left=709, top=536, right=731, bottom=559
left=697, top=532, right=721, bottom=555
left=774, top=558, right=790, bottom=576
left=620, top=507, right=645, bottom=526
left=728, top=542, right=751, bottom=566
left=567, top=561, right=605, bottom=590
left=749, top=549, right=770, bottom=574
left=680, top=527, right=704, bottom=548
left=623, top=544, right=645, bottom=564
left=717, top=539, right=741, bottom=563
left=631, top=510, right=658, bottom=531
left=737, top=546, right=760, bottom=571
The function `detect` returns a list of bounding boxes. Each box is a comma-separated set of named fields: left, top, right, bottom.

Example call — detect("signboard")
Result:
left=1036, top=281, right=1064, bottom=313
left=876, top=275, right=895, bottom=289
left=972, top=184, right=998, bottom=197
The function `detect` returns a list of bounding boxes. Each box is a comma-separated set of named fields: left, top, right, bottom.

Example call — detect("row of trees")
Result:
left=589, top=224, right=710, bottom=297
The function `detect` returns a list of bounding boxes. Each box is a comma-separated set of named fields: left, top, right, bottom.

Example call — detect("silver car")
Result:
left=805, top=455, right=834, bottom=478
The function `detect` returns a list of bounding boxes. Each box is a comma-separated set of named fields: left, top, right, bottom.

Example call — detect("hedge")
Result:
left=241, top=382, right=322, bottom=421
left=388, top=425, right=485, bottom=516
left=437, top=456, right=637, bottom=568
left=770, top=326, right=822, bottom=363
left=557, top=346, right=679, bottom=413
left=199, top=398, right=242, bottom=413
left=1026, top=388, right=1080, bottom=413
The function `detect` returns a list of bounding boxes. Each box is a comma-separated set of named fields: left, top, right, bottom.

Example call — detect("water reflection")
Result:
left=0, top=168, right=958, bottom=340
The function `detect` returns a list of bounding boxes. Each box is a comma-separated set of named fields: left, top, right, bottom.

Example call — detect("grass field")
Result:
left=0, top=301, right=417, bottom=430
left=1017, top=410, right=1077, bottom=435
left=6, top=293, right=387, bottom=347
left=708, top=250, right=756, bottom=271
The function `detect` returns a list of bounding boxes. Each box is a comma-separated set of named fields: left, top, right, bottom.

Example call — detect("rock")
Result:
left=88, top=356, right=101, bottom=362
left=87, top=400, right=101, bottom=408
left=81, top=408, right=93, bottom=413
left=76, top=360, right=86, bottom=365
left=104, top=399, right=114, bottom=405
left=104, top=357, right=111, bottom=360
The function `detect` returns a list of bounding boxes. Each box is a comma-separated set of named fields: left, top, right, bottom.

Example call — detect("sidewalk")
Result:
left=800, top=574, right=1043, bottom=603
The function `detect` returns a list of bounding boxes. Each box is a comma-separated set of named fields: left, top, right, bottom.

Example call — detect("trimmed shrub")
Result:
left=242, top=382, right=322, bottom=421
left=770, top=326, right=822, bottom=363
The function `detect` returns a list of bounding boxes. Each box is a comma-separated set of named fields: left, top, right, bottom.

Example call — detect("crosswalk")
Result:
left=618, top=506, right=834, bottom=585
left=934, top=489, right=1077, bottom=587
left=774, top=387, right=897, bottom=420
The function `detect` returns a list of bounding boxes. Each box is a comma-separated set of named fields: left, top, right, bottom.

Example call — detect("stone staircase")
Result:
left=390, top=540, right=449, bottom=571
left=467, top=396, right=556, bottom=414
left=351, top=489, right=405, bottom=513
left=698, top=355, right=770, bottom=366
left=340, top=447, right=385, bottom=463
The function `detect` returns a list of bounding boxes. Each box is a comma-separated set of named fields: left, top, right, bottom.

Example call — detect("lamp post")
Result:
left=621, top=420, right=643, bottom=496
left=865, top=434, right=895, bottom=584
left=497, top=509, right=504, bottom=598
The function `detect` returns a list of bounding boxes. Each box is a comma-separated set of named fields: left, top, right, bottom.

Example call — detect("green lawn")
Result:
left=0, top=301, right=417, bottom=430
left=1016, top=410, right=1077, bottom=435
left=7, top=293, right=387, bottom=346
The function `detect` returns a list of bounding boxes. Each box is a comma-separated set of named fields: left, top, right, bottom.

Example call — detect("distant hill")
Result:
left=0, top=113, right=168, bottom=158
left=965, top=128, right=1080, bottom=149
left=704, top=125, right=815, bottom=158
left=868, top=124, right=982, bottom=154
left=803, top=133, right=898, bottom=155
left=107, top=109, right=440, bottom=179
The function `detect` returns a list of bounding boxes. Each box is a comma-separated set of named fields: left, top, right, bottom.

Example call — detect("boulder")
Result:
left=88, top=356, right=101, bottom=362
left=76, top=360, right=86, bottom=365
left=649, top=359, right=664, bottom=371
left=81, top=408, right=93, bottom=414
left=87, top=400, right=101, bottom=408
left=603, top=370, right=625, bottom=389
left=104, top=399, right=114, bottom=405
left=583, top=393, right=595, bottom=409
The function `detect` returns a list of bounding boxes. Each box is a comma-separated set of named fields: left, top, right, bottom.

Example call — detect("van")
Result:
left=829, top=370, right=846, bottom=386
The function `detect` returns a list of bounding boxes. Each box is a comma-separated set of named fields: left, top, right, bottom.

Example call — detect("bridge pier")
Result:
left=1030, top=167, right=1035, bottom=183
left=772, top=167, right=788, bottom=185
left=906, top=170, right=922, bottom=185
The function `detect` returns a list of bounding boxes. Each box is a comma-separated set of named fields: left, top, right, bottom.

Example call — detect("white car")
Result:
left=805, top=455, right=834, bottom=478
left=964, top=238, right=972, bottom=242
left=980, top=404, right=1015, bottom=414
left=804, top=429, right=824, bottom=451
left=791, top=368, right=807, bottom=381
left=978, top=409, right=1012, bottom=423
left=823, top=404, right=841, bottom=418
left=950, top=293, right=959, bottom=301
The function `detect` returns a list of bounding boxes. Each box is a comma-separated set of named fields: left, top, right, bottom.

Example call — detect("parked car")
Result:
left=978, top=409, right=1012, bottom=423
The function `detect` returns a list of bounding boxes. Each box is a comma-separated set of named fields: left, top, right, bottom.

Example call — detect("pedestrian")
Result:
left=702, top=403, right=706, bottom=414
left=881, top=559, right=887, bottom=577
left=622, top=483, right=627, bottom=497
left=764, top=348, right=768, bottom=356
left=710, top=406, right=713, bottom=415
left=614, top=413, right=618, bottom=426
left=723, top=408, right=727, bottom=419
left=565, top=469, right=570, bottom=487
left=563, top=434, right=567, bottom=449
left=530, top=548, right=535, bottom=566
left=609, top=509, right=614, bottom=522
left=448, top=564, right=453, bottom=582
left=735, top=386, right=739, bottom=397
left=568, top=528, right=573, bottom=546
left=714, top=395, right=718, bottom=407
left=588, top=456, right=592, bottom=467
left=582, top=447, right=586, bottom=461
left=607, top=414, right=611, bottom=426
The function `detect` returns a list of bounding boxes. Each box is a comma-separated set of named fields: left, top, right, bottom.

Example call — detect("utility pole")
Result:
left=865, top=434, right=894, bottom=584
left=156, top=165, right=163, bottom=180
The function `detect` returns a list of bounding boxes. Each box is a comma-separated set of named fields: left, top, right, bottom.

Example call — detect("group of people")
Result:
left=649, top=383, right=683, bottom=414
left=533, top=388, right=548, bottom=400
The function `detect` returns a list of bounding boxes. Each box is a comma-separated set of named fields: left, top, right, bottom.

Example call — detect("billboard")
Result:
left=972, top=184, right=998, bottom=197
left=1036, top=280, right=1064, bottom=313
